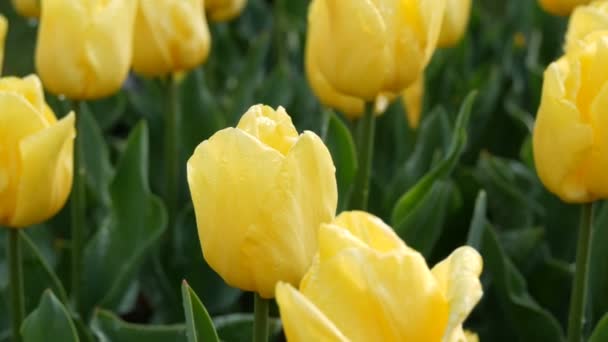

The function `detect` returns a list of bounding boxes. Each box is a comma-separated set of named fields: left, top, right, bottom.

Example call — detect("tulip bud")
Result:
left=11, top=0, right=40, bottom=18
left=402, top=75, right=425, bottom=129
left=0, top=15, right=7, bottom=73
left=132, top=0, right=211, bottom=77
left=35, top=0, right=137, bottom=100
left=538, top=0, right=593, bottom=16
left=306, top=0, right=445, bottom=101
left=0, top=75, right=75, bottom=228
left=276, top=211, right=483, bottom=341
left=205, top=0, right=247, bottom=22
left=565, top=1, right=608, bottom=52
left=437, top=0, right=472, bottom=48
left=533, top=31, right=608, bottom=202
left=187, top=105, right=338, bottom=298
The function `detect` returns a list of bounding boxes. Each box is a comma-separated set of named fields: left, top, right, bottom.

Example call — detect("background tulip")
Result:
left=276, top=211, right=483, bottom=342
left=538, top=0, right=593, bottom=16
left=0, top=75, right=75, bottom=228
left=402, top=75, right=425, bottom=129
left=187, top=104, right=338, bottom=298
left=11, top=0, right=40, bottom=18
left=132, top=0, right=211, bottom=77
left=437, top=0, right=472, bottom=48
left=533, top=31, right=608, bottom=202
left=205, top=0, right=247, bottom=22
left=0, top=15, right=6, bottom=73
left=565, top=0, right=608, bottom=52
left=306, top=0, right=446, bottom=101
left=35, top=0, right=137, bottom=100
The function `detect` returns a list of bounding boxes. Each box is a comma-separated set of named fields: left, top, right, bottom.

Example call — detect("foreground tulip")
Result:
left=132, top=0, right=211, bottom=76
left=35, top=0, right=137, bottom=100
left=0, top=75, right=75, bottom=228
left=276, top=211, right=483, bottom=342
left=402, top=75, right=425, bottom=129
left=11, top=0, right=40, bottom=18
left=565, top=1, right=608, bottom=52
left=438, top=0, right=472, bottom=48
left=187, top=104, right=338, bottom=298
left=539, top=0, right=593, bottom=16
left=0, top=15, right=7, bottom=73
left=306, top=0, right=446, bottom=101
left=533, top=31, right=608, bottom=202
left=205, top=0, right=247, bottom=22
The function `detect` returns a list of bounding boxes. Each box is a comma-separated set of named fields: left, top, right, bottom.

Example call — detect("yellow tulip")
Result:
left=538, top=0, right=593, bottom=16
left=205, top=0, right=247, bottom=22
left=533, top=31, right=608, bottom=202
left=565, top=0, right=608, bottom=52
left=0, top=15, right=7, bottom=73
left=437, top=0, right=472, bottom=48
left=0, top=75, right=75, bottom=228
left=402, top=74, right=425, bottom=129
left=35, top=0, right=137, bottom=100
left=276, top=211, right=483, bottom=342
left=11, top=0, right=40, bottom=18
left=132, top=0, right=211, bottom=77
left=464, top=330, right=479, bottom=342
left=306, top=0, right=446, bottom=101
left=187, top=104, right=338, bottom=298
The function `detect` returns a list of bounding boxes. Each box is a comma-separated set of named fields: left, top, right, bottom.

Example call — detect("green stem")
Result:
left=71, top=101, right=86, bottom=311
left=8, top=229, right=24, bottom=342
left=567, top=203, right=594, bottom=342
left=253, top=293, right=269, bottom=342
left=350, top=103, right=376, bottom=210
left=163, top=75, right=180, bottom=235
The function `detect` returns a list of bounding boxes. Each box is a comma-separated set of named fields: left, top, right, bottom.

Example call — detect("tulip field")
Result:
left=2, top=0, right=608, bottom=341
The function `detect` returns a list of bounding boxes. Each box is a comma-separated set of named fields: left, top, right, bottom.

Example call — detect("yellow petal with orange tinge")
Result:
left=11, top=0, right=40, bottom=18
left=431, top=247, right=483, bottom=342
left=132, top=0, right=211, bottom=76
left=11, top=113, right=75, bottom=227
left=275, top=282, right=349, bottom=342
left=539, top=0, right=593, bottom=16
left=205, top=0, right=247, bottom=22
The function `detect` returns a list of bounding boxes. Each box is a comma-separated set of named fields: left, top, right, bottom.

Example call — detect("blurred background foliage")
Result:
left=1, top=0, right=607, bottom=341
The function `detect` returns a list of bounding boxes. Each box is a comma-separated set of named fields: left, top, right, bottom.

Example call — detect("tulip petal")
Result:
left=237, top=105, right=299, bottom=155
left=588, top=81, right=608, bottom=197
left=566, top=3, right=608, bottom=52
left=402, top=74, right=425, bottom=129
left=275, top=282, right=349, bottom=342
left=0, top=75, right=50, bottom=118
left=11, top=112, right=75, bottom=227
left=331, top=211, right=406, bottom=254
left=0, top=15, right=6, bottom=73
left=315, top=0, right=389, bottom=100
left=301, top=246, right=448, bottom=341
left=188, top=127, right=307, bottom=298
left=533, top=59, right=594, bottom=202
left=205, top=0, right=247, bottom=22
left=0, top=93, right=49, bottom=226
left=431, top=246, right=483, bottom=342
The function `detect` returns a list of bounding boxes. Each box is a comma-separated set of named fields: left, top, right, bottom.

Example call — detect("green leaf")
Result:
left=81, top=122, right=168, bottom=315
left=77, top=102, right=113, bottom=207
left=467, top=190, right=487, bottom=250
left=482, top=223, right=565, bottom=341
left=90, top=309, right=186, bottom=342
left=393, top=180, right=453, bottom=256
left=20, top=232, right=68, bottom=304
left=213, top=314, right=282, bottom=342
left=21, top=290, right=79, bottom=342
left=590, top=313, right=608, bottom=342
left=322, top=110, right=358, bottom=211
left=391, top=91, right=476, bottom=225
left=181, top=281, right=219, bottom=342
left=588, top=202, right=608, bottom=329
